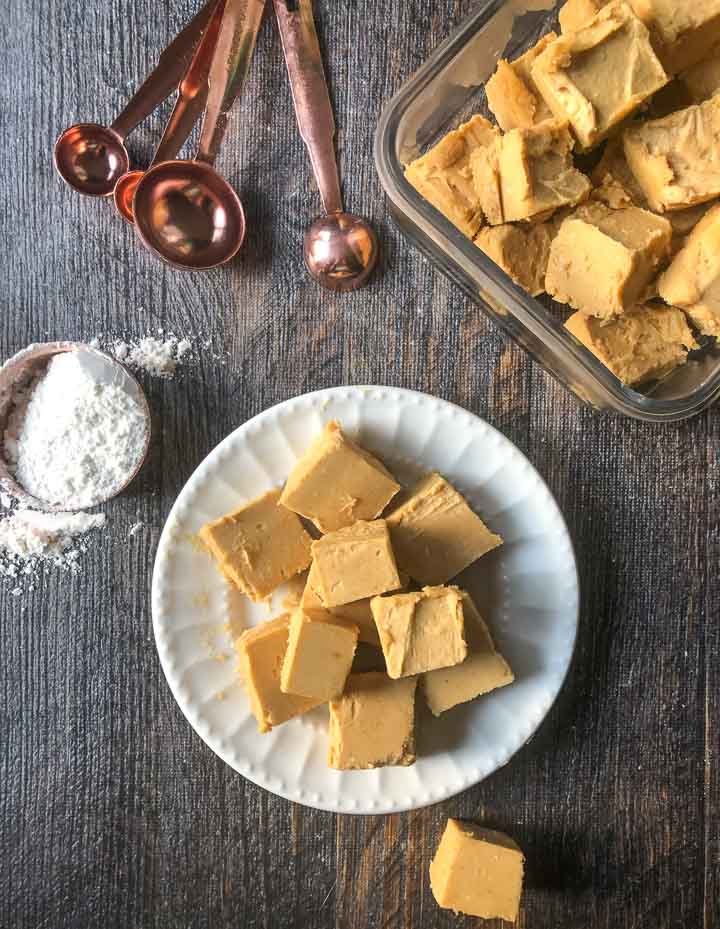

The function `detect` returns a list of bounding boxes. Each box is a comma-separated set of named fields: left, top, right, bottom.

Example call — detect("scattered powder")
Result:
left=0, top=508, right=107, bottom=588
left=111, top=336, right=193, bottom=378
left=128, top=521, right=144, bottom=537
left=3, top=352, right=148, bottom=509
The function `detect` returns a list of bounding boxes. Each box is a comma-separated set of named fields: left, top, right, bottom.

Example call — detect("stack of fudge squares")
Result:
left=199, top=421, right=514, bottom=770
left=405, top=0, right=720, bottom=387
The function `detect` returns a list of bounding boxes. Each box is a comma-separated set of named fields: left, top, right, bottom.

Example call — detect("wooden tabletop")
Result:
left=2, top=1, right=718, bottom=927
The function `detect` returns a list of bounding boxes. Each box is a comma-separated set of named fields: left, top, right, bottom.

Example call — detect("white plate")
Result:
left=152, top=387, right=578, bottom=814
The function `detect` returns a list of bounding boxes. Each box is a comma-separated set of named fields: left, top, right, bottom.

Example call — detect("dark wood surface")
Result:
left=1, top=1, right=718, bottom=927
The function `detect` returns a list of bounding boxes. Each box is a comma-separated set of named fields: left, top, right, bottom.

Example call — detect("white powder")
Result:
left=3, top=352, right=148, bottom=509
left=128, top=521, right=144, bottom=537
left=112, top=336, right=192, bottom=377
left=0, top=509, right=106, bottom=559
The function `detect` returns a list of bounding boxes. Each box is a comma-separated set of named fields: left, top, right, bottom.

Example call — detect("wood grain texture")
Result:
left=1, top=1, right=718, bottom=928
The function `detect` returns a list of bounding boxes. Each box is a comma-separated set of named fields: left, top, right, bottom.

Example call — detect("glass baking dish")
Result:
left=374, top=0, right=720, bottom=422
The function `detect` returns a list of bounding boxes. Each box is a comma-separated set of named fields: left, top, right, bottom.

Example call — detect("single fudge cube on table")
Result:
left=199, top=489, right=312, bottom=601
left=545, top=203, right=672, bottom=319
left=531, top=2, right=668, bottom=150
left=386, top=473, right=502, bottom=586
left=430, top=819, right=525, bottom=922
left=565, top=304, right=698, bottom=384
left=311, top=519, right=401, bottom=608
left=422, top=591, right=514, bottom=716
left=237, top=615, right=323, bottom=733
left=301, top=560, right=397, bottom=647
left=280, top=608, right=358, bottom=701
left=659, top=203, right=720, bottom=337
left=628, top=0, right=720, bottom=75
left=328, top=672, right=417, bottom=769
left=403, top=116, right=500, bottom=238
left=474, top=221, right=555, bottom=296
left=279, top=420, right=399, bottom=533
left=623, top=96, right=720, bottom=213
left=485, top=33, right=557, bottom=131
left=474, top=121, right=590, bottom=224
left=559, top=0, right=607, bottom=32
left=371, top=586, right=467, bottom=679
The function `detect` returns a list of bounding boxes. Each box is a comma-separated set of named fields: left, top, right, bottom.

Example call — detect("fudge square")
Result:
left=403, top=115, right=500, bottom=238
left=371, top=586, right=467, bottom=679
left=301, top=561, right=384, bottom=647
left=236, top=615, right=323, bottom=733
left=623, top=96, right=720, bottom=213
left=311, top=519, right=401, bottom=608
left=659, top=203, right=720, bottom=337
left=473, top=121, right=590, bottom=224
left=199, top=489, right=312, bottom=601
left=423, top=591, right=514, bottom=716
left=474, top=221, right=555, bottom=296
left=385, top=472, right=502, bottom=586
left=280, top=608, right=358, bottom=701
left=430, top=819, right=525, bottom=922
left=484, top=33, right=557, bottom=131
left=328, top=672, right=417, bottom=769
left=279, top=420, right=400, bottom=533
left=565, top=304, right=697, bottom=385
left=628, top=0, right=720, bottom=74
left=545, top=203, right=672, bottom=319
left=531, top=1, right=667, bottom=150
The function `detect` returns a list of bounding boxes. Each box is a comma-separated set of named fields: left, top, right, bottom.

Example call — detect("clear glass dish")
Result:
left=374, top=0, right=720, bottom=422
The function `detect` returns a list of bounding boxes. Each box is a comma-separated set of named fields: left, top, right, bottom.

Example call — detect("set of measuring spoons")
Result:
left=53, top=0, right=378, bottom=289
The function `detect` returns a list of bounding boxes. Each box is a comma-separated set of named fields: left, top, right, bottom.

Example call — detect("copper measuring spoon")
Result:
left=54, top=0, right=215, bottom=197
left=114, top=0, right=226, bottom=224
left=273, top=0, right=379, bottom=291
left=133, top=0, right=266, bottom=270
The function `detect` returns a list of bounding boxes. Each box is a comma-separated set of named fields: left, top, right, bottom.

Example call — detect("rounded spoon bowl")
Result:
left=54, top=124, right=130, bottom=197
left=304, top=211, right=379, bottom=291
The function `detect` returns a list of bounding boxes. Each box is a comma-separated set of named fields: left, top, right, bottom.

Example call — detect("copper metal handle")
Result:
left=151, top=0, right=226, bottom=165
left=273, top=0, right=343, bottom=215
left=110, top=0, right=216, bottom=140
left=196, top=0, right=266, bottom=166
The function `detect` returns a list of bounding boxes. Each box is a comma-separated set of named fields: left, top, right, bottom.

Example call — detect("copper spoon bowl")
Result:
left=274, top=0, right=379, bottom=291
left=133, top=0, right=265, bottom=270
left=0, top=342, right=151, bottom=512
left=113, top=0, right=226, bottom=225
left=53, top=0, right=215, bottom=197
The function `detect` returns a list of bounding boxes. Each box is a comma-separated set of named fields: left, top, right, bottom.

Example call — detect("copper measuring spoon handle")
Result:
left=151, top=0, right=227, bottom=165
left=196, top=0, right=266, bottom=166
left=110, top=0, right=217, bottom=141
left=273, top=0, right=343, bottom=215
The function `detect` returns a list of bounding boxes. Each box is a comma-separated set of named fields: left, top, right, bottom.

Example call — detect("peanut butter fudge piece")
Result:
left=565, top=304, right=698, bottom=384
left=559, top=0, right=607, bottom=32
left=430, top=819, right=525, bottom=922
left=545, top=203, right=672, bottom=318
left=485, top=34, right=557, bottom=131
left=311, top=519, right=401, bottom=608
left=328, top=672, right=417, bottom=769
left=280, top=421, right=399, bottom=534
left=301, top=560, right=394, bottom=647
left=371, top=586, right=467, bottom=679
left=199, top=489, right=312, bottom=602
left=531, top=2, right=668, bottom=150
left=681, top=43, right=720, bottom=102
left=623, top=96, right=720, bottom=212
left=404, top=115, right=500, bottom=238
left=659, top=203, right=720, bottom=336
left=386, top=473, right=502, bottom=585
left=237, top=615, right=323, bottom=733
left=628, top=0, right=720, bottom=74
left=423, top=591, right=514, bottom=716
left=486, top=122, right=591, bottom=223
left=474, top=221, right=555, bottom=296
left=280, top=608, right=358, bottom=701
